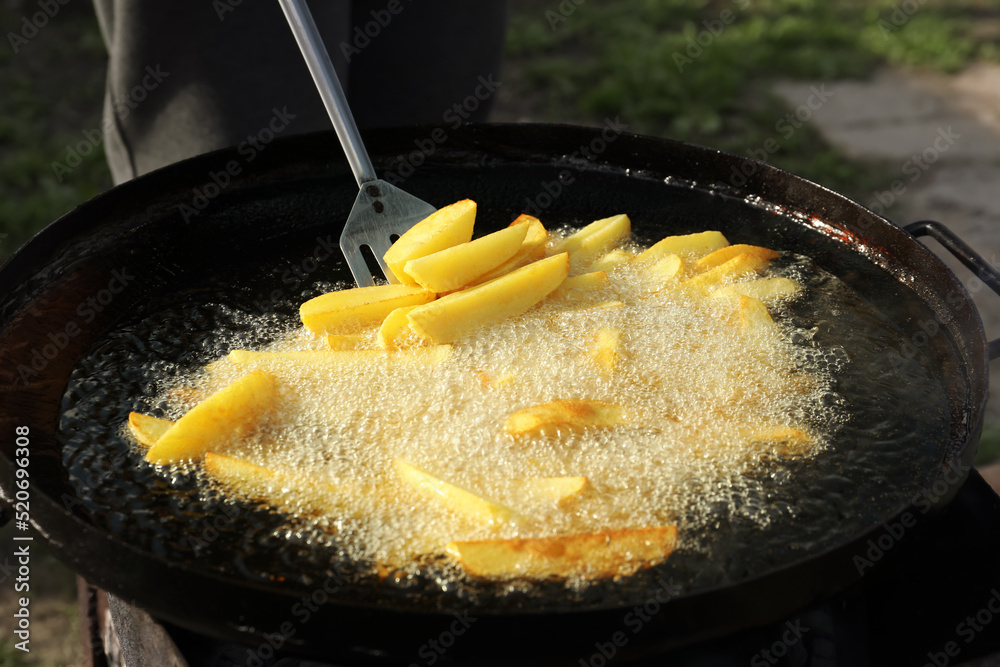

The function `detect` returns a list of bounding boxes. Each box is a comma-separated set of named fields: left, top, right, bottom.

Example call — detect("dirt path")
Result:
left=776, top=66, right=1000, bottom=422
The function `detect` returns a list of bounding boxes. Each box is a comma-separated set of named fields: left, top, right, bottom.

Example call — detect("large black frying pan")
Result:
left=1, top=124, right=998, bottom=665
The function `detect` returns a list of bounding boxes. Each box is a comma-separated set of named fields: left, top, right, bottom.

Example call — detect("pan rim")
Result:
left=0, top=122, right=988, bottom=657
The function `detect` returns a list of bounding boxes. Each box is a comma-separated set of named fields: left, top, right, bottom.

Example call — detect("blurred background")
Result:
left=1, top=0, right=999, bottom=664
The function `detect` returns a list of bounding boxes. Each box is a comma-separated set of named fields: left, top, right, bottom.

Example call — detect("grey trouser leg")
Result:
left=93, top=0, right=507, bottom=184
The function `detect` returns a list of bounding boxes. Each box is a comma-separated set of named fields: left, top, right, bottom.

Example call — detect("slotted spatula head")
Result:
left=339, top=179, right=437, bottom=287
left=276, top=0, right=437, bottom=287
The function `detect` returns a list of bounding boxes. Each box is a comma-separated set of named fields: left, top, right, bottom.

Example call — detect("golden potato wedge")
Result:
left=300, top=283, right=435, bottom=334
left=709, top=277, right=802, bottom=302
left=683, top=253, right=767, bottom=294
left=634, top=230, right=728, bottom=263
left=383, top=199, right=477, bottom=284
left=403, top=223, right=528, bottom=293
left=204, top=452, right=348, bottom=516
left=446, top=525, right=678, bottom=579
left=472, top=368, right=517, bottom=389
left=694, top=244, right=780, bottom=273
left=407, top=253, right=569, bottom=344
left=326, top=333, right=373, bottom=350
left=549, top=270, right=608, bottom=299
left=145, top=370, right=278, bottom=464
left=469, top=216, right=549, bottom=285
left=645, top=253, right=685, bottom=281
left=511, top=476, right=590, bottom=507
left=127, top=412, right=174, bottom=449
left=738, top=295, right=777, bottom=335
left=550, top=214, right=629, bottom=256
left=740, top=425, right=815, bottom=457
left=394, top=459, right=522, bottom=527
left=564, top=214, right=631, bottom=267
left=504, top=399, right=630, bottom=437
left=588, top=247, right=636, bottom=273
left=587, top=327, right=622, bottom=376
left=560, top=300, right=625, bottom=315
left=378, top=304, right=423, bottom=350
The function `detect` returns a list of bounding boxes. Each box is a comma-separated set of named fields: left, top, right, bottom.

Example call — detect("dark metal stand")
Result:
left=85, top=471, right=1000, bottom=667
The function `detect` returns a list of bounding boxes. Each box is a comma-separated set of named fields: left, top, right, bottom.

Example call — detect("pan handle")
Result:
left=905, top=220, right=1000, bottom=360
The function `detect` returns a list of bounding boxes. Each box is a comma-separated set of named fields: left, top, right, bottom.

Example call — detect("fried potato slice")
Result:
left=550, top=214, right=630, bottom=258
left=588, top=247, right=636, bottom=273
left=326, top=333, right=373, bottom=350
left=472, top=368, right=517, bottom=389
left=407, top=253, right=569, bottom=344
left=469, top=215, right=549, bottom=285
left=563, top=214, right=631, bottom=269
left=504, top=399, right=630, bottom=437
left=634, top=230, right=728, bottom=263
left=394, top=459, right=522, bottom=527
left=738, top=295, right=777, bottom=334
left=299, top=283, right=435, bottom=334
left=127, top=412, right=174, bottom=449
left=694, top=244, right=779, bottom=273
left=383, top=199, right=477, bottom=284
left=709, top=277, right=802, bottom=302
left=587, top=327, right=622, bottom=376
left=403, top=223, right=528, bottom=293
left=645, top=253, right=685, bottom=281
left=378, top=304, right=424, bottom=350
left=204, top=452, right=348, bottom=516
left=683, top=253, right=767, bottom=294
left=549, top=270, right=608, bottom=299
left=145, top=370, right=277, bottom=464
left=446, top=525, right=678, bottom=579
left=511, top=476, right=590, bottom=507
left=739, top=425, right=815, bottom=457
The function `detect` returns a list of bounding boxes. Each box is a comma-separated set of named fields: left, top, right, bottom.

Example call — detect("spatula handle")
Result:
left=278, top=0, right=377, bottom=188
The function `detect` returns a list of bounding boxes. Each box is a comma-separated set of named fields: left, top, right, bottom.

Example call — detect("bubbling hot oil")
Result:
left=152, top=249, right=849, bottom=584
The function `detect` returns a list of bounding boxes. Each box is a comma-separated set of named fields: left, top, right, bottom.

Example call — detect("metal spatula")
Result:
left=278, top=0, right=436, bottom=287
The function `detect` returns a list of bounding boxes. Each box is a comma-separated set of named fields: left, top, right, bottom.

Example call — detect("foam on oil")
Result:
left=146, top=243, right=852, bottom=587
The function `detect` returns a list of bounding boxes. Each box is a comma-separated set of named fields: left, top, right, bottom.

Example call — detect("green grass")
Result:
left=977, top=422, right=1000, bottom=467
left=0, top=3, right=112, bottom=264
left=505, top=0, right=999, bottom=198
left=0, top=639, right=28, bottom=667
